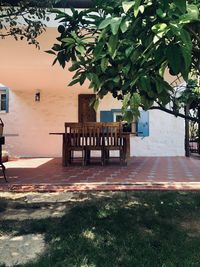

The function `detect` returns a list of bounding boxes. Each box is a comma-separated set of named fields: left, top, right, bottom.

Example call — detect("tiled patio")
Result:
left=0, top=157, right=200, bottom=192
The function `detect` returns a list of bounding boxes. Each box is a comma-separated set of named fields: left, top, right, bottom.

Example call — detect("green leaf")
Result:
left=110, top=17, right=122, bottom=35
left=52, top=44, right=62, bottom=51
left=158, top=89, right=171, bottom=106
left=120, top=19, right=129, bottom=33
left=125, top=46, right=134, bottom=57
left=99, top=17, right=112, bottom=29
left=61, top=38, right=75, bottom=44
left=91, top=73, right=100, bottom=89
left=174, top=0, right=186, bottom=13
left=122, top=93, right=131, bottom=110
left=179, top=5, right=199, bottom=24
left=93, top=42, right=104, bottom=59
left=68, top=62, right=79, bottom=71
left=166, top=45, right=182, bottom=75
left=98, top=28, right=107, bottom=41
left=68, top=78, right=80, bottom=86
left=152, top=23, right=168, bottom=43
left=180, top=29, right=192, bottom=50
left=152, top=23, right=168, bottom=33
left=141, top=96, right=154, bottom=110
left=79, top=73, right=86, bottom=85
left=75, top=45, right=85, bottom=55
left=123, top=110, right=134, bottom=123
left=159, top=61, right=168, bottom=77
left=134, top=0, right=142, bottom=17
left=139, top=5, right=145, bottom=14
left=130, top=93, right=141, bottom=110
left=155, top=78, right=165, bottom=94
left=122, top=1, right=134, bottom=13
left=156, top=8, right=166, bottom=18
left=140, top=75, right=151, bottom=92
left=45, top=50, right=56, bottom=55
left=122, top=64, right=131, bottom=75
left=181, top=46, right=191, bottom=72
left=93, top=98, right=99, bottom=112
left=108, top=34, right=118, bottom=57
left=101, top=57, right=109, bottom=72
left=113, top=76, right=120, bottom=83
left=52, top=57, right=58, bottom=66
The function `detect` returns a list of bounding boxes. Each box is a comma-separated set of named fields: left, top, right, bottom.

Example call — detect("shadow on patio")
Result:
left=0, top=157, right=200, bottom=192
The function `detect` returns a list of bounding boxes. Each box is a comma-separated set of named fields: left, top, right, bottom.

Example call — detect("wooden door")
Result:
left=78, top=94, right=96, bottom=123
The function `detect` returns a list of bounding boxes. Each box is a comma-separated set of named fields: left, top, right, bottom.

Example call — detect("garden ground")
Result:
left=0, top=190, right=200, bottom=266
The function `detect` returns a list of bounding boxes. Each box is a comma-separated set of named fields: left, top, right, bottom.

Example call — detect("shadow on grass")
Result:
left=1, top=191, right=200, bottom=267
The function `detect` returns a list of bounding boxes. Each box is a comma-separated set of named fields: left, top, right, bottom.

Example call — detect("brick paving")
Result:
left=0, top=157, right=199, bottom=192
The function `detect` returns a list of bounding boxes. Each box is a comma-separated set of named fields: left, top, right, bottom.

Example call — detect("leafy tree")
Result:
left=48, top=0, right=200, bottom=122
left=0, top=0, right=58, bottom=47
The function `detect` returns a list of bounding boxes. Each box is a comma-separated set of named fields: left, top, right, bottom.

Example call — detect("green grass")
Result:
left=1, top=191, right=200, bottom=267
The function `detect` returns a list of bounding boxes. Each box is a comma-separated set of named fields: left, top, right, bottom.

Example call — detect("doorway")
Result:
left=78, top=94, right=96, bottom=123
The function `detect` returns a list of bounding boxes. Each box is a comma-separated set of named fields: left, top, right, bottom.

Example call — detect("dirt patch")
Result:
left=0, top=234, right=45, bottom=266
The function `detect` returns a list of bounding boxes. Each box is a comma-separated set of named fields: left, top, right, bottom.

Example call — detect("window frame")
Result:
left=0, top=87, right=9, bottom=113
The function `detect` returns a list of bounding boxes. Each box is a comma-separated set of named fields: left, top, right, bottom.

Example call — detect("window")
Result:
left=0, top=88, right=9, bottom=113
left=100, top=109, right=149, bottom=137
left=0, top=92, right=7, bottom=111
left=113, top=112, right=123, bottom=122
left=113, top=111, right=137, bottom=133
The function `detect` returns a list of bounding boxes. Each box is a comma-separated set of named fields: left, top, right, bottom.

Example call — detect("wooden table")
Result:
left=50, top=132, right=133, bottom=166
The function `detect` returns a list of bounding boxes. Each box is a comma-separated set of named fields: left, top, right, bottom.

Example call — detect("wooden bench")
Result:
left=63, top=122, right=126, bottom=166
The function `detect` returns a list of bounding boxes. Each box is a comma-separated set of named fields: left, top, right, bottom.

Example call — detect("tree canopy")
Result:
left=48, top=0, right=200, bottom=121
left=0, top=0, right=58, bottom=47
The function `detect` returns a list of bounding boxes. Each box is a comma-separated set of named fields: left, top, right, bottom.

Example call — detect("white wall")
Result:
left=131, top=110, right=185, bottom=156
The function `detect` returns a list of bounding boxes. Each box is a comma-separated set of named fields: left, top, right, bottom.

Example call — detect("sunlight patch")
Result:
left=5, top=158, right=53, bottom=169
left=0, top=204, right=67, bottom=220
left=82, top=229, right=95, bottom=240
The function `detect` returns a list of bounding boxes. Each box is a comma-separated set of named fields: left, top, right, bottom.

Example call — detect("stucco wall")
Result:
left=0, top=28, right=185, bottom=157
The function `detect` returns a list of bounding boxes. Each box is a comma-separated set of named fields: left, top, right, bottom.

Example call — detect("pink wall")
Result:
left=0, top=28, right=185, bottom=157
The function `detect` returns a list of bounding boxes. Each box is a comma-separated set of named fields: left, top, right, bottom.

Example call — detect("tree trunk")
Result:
left=185, top=105, right=190, bottom=157
left=198, top=107, right=200, bottom=155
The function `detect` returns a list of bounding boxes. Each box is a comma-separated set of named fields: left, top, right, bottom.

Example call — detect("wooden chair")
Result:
left=103, top=122, right=125, bottom=165
left=64, top=123, right=85, bottom=166
left=83, top=122, right=105, bottom=165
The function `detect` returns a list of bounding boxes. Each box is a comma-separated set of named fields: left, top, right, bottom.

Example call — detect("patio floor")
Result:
left=0, top=157, right=200, bottom=192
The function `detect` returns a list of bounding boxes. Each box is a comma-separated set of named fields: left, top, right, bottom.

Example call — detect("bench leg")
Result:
left=1, top=163, right=7, bottom=182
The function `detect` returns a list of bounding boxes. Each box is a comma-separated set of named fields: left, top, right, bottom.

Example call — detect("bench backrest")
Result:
left=103, top=122, right=123, bottom=147
left=65, top=122, right=84, bottom=148
left=83, top=122, right=104, bottom=148
left=64, top=122, right=123, bottom=148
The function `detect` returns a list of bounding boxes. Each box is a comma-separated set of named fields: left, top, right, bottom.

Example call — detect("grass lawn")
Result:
left=1, top=191, right=200, bottom=266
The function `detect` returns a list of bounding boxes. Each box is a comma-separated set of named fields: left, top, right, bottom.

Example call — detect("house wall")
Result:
left=0, top=28, right=185, bottom=157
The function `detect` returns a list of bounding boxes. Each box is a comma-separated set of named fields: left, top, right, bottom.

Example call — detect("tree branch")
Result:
left=149, top=105, right=200, bottom=123
left=186, top=25, right=200, bottom=44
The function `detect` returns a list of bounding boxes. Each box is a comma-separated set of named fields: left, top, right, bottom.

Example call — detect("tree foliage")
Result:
left=49, top=0, right=200, bottom=121
left=0, top=0, right=57, bottom=47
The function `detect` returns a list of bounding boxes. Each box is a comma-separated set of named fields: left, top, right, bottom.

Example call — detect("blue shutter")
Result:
left=137, top=111, right=149, bottom=137
left=111, top=109, right=122, bottom=113
left=5, top=88, right=9, bottom=113
left=100, top=111, right=113, bottom=122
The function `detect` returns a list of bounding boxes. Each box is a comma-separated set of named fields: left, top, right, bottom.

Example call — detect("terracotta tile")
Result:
left=0, top=157, right=199, bottom=192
